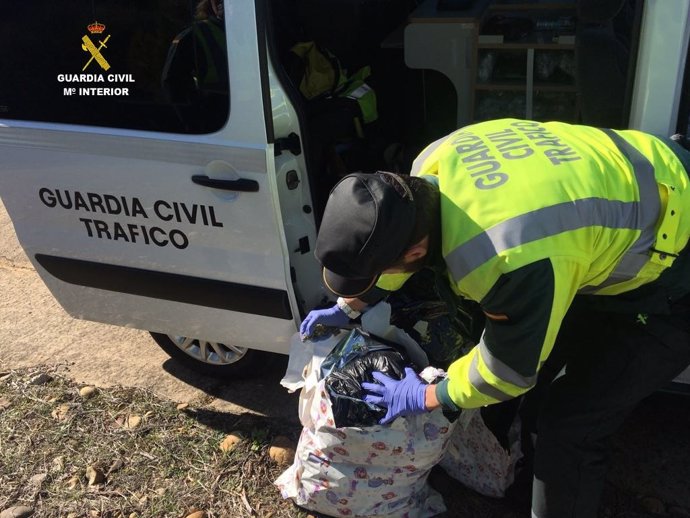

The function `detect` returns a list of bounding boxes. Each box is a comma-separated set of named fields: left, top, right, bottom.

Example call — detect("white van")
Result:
left=1, top=0, right=689, bottom=384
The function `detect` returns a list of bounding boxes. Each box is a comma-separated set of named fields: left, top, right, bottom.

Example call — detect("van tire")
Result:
left=150, top=332, right=261, bottom=379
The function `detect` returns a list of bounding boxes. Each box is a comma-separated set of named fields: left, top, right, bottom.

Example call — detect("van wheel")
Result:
left=150, top=332, right=261, bottom=379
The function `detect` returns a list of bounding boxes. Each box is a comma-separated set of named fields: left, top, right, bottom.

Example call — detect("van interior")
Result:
left=265, top=0, right=644, bottom=222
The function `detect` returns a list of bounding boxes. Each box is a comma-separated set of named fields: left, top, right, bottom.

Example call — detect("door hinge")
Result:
left=274, top=132, right=302, bottom=156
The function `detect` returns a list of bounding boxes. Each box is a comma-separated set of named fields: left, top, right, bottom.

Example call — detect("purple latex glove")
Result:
left=362, top=367, right=428, bottom=425
left=299, top=304, right=350, bottom=339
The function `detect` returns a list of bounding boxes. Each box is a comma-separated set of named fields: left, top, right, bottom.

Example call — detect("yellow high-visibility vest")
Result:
left=413, top=119, right=690, bottom=301
left=394, top=119, right=690, bottom=408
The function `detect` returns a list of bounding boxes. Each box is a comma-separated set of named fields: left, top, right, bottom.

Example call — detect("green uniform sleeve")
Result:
left=437, top=257, right=588, bottom=409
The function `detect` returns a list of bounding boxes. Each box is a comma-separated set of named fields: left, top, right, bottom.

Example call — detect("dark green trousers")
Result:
left=529, top=299, right=690, bottom=518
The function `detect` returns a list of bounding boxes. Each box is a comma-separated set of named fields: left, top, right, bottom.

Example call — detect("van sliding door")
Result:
left=0, top=0, right=299, bottom=353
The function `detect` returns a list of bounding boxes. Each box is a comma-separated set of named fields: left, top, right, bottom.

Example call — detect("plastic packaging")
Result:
left=321, top=329, right=411, bottom=427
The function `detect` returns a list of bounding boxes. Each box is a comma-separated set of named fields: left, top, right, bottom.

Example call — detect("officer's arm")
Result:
left=434, top=257, right=587, bottom=410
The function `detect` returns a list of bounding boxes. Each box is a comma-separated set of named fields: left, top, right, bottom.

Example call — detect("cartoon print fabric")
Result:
left=275, top=374, right=453, bottom=517
left=438, top=408, right=522, bottom=498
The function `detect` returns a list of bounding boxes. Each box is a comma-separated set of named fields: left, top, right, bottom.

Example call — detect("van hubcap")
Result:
left=168, top=335, right=248, bottom=365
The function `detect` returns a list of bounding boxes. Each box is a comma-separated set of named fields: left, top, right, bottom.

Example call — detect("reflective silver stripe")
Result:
left=479, top=339, right=537, bottom=389
left=581, top=129, right=659, bottom=292
left=577, top=252, right=650, bottom=294
left=468, top=353, right=513, bottom=402
left=446, top=129, right=659, bottom=287
left=447, top=198, right=641, bottom=281
left=410, top=134, right=448, bottom=176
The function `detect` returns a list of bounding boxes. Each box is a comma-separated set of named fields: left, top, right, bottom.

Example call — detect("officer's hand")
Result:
left=299, top=305, right=350, bottom=340
left=362, top=367, right=428, bottom=425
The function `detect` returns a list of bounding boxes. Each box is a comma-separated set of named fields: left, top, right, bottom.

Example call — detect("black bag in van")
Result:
left=388, top=268, right=485, bottom=370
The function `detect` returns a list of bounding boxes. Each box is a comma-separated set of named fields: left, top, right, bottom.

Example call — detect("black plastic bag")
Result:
left=321, top=329, right=412, bottom=427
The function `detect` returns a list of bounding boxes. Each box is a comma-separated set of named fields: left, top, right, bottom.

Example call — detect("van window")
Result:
left=0, top=0, right=229, bottom=134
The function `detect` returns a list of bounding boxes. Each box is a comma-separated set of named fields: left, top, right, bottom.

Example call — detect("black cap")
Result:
left=315, top=172, right=416, bottom=298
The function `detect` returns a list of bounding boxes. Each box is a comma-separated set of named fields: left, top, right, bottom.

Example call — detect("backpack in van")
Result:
left=288, top=41, right=347, bottom=100
left=287, top=41, right=378, bottom=127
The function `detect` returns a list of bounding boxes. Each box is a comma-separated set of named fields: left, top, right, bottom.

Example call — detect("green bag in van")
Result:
left=289, top=41, right=347, bottom=100
left=288, top=41, right=377, bottom=125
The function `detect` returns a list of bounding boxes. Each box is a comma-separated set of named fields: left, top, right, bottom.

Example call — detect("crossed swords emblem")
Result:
left=82, top=33, right=111, bottom=71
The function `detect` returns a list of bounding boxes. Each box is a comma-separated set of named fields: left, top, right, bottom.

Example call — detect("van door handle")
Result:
left=191, top=175, right=259, bottom=192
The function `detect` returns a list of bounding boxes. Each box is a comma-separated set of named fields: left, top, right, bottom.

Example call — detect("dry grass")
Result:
left=0, top=366, right=307, bottom=518
left=0, top=365, right=685, bottom=518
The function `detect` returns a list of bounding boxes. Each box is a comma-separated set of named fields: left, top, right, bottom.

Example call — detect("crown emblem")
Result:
left=87, top=21, right=106, bottom=34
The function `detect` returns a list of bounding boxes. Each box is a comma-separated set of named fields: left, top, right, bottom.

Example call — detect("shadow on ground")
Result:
left=160, top=351, right=301, bottom=424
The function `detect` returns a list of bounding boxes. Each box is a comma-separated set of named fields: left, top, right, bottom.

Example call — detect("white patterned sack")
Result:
left=275, top=375, right=453, bottom=517
left=275, top=318, right=455, bottom=518
left=438, top=408, right=522, bottom=498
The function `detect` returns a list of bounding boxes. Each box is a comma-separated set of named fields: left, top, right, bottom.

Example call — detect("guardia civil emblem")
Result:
left=82, top=21, right=111, bottom=71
